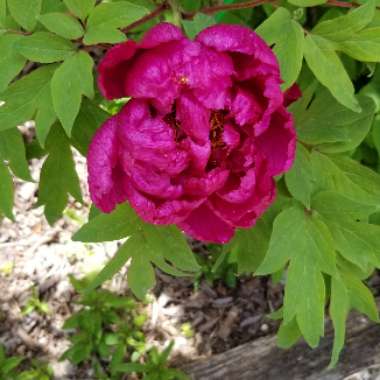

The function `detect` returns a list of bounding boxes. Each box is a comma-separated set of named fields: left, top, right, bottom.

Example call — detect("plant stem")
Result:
left=121, top=1, right=169, bottom=34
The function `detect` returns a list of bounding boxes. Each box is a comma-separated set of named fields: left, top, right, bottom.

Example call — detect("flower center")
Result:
left=209, top=110, right=226, bottom=149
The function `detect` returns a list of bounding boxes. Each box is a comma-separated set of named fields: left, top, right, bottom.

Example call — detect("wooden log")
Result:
left=182, top=312, right=380, bottom=380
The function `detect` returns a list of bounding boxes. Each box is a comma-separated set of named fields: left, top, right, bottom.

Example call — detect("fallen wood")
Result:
left=182, top=312, right=380, bottom=380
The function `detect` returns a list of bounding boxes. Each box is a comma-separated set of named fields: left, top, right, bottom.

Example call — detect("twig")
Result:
left=121, top=1, right=169, bottom=34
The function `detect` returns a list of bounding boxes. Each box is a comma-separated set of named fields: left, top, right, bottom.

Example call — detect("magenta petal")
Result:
left=176, top=93, right=210, bottom=143
left=232, top=87, right=263, bottom=126
left=87, top=116, right=128, bottom=212
left=179, top=202, right=235, bottom=243
left=140, top=22, right=185, bottom=48
left=284, top=83, right=302, bottom=106
left=98, top=40, right=138, bottom=99
left=256, top=107, right=296, bottom=176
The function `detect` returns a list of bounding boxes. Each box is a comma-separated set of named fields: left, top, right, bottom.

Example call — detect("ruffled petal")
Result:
left=117, top=100, right=189, bottom=176
left=178, top=202, right=235, bottom=243
left=255, top=107, right=296, bottom=176
left=176, top=92, right=210, bottom=144
left=140, top=22, right=185, bottom=48
left=124, top=179, right=204, bottom=225
left=87, top=116, right=128, bottom=212
left=98, top=40, right=138, bottom=99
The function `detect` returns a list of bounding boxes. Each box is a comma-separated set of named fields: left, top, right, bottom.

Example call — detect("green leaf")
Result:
left=311, top=151, right=380, bottom=206
left=284, top=250, right=325, bottom=347
left=182, top=13, right=216, bottom=39
left=73, top=203, right=141, bottom=242
left=337, top=27, right=380, bottom=62
left=83, top=1, right=149, bottom=45
left=303, top=34, right=360, bottom=112
left=0, top=0, right=6, bottom=27
left=127, top=234, right=156, bottom=300
left=63, top=0, right=95, bottom=21
left=285, top=144, right=313, bottom=208
left=312, top=191, right=376, bottom=223
left=16, top=32, right=75, bottom=63
left=230, top=219, right=270, bottom=274
left=8, top=0, right=42, bottom=31
left=288, top=0, right=326, bottom=6
left=0, top=64, right=56, bottom=132
left=277, top=318, right=301, bottom=349
left=51, top=51, right=94, bottom=135
left=0, top=161, right=14, bottom=219
left=0, top=128, right=31, bottom=181
left=70, top=99, right=108, bottom=155
left=85, top=241, right=132, bottom=293
left=256, top=7, right=304, bottom=89
left=34, top=84, right=56, bottom=147
left=313, top=0, right=376, bottom=41
left=142, top=225, right=200, bottom=273
left=0, top=34, right=27, bottom=93
left=343, top=272, right=379, bottom=322
left=257, top=206, right=336, bottom=276
left=38, top=12, right=84, bottom=40
left=38, top=125, right=82, bottom=224
left=327, top=220, right=380, bottom=271
left=329, top=275, right=349, bottom=368
left=295, top=89, right=375, bottom=151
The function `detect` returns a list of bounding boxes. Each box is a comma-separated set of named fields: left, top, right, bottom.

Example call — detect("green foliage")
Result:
left=257, top=7, right=304, bottom=90
left=83, top=1, right=150, bottom=45
left=1, top=0, right=380, bottom=370
left=0, top=346, right=53, bottom=380
left=38, top=125, right=82, bottom=224
left=63, top=278, right=187, bottom=380
left=74, top=204, right=200, bottom=299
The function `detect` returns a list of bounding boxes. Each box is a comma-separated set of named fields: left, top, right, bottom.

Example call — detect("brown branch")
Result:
left=200, top=0, right=274, bottom=14
left=326, top=0, right=355, bottom=7
left=121, top=1, right=169, bottom=34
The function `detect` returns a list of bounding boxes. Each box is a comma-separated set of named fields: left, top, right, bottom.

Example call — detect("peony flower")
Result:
left=88, top=23, right=298, bottom=243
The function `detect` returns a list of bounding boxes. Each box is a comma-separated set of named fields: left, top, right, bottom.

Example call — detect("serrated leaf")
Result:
left=256, top=7, right=304, bottom=89
left=182, top=13, right=216, bottom=39
left=0, top=34, right=27, bottom=93
left=0, top=64, right=57, bottom=132
left=8, top=0, right=42, bottom=31
left=51, top=51, right=94, bottom=135
left=63, top=0, right=95, bottom=21
left=304, top=34, right=360, bottom=112
left=313, top=0, right=375, bottom=41
left=257, top=206, right=336, bottom=276
left=329, top=275, right=349, bottom=368
left=230, top=219, right=270, bottom=274
left=0, top=128, right=31, bottom=181
left=0, top=161, right=14, bottom=219
left=38, top=125, right=82, bottom=224
left=295, top=89, right=375, bottom=151
left=16, top=32, right=75, bottom=63
left=83, top=1, right=149, bottom=45
left=285, top=144, right=313, bottom=208
left=284, top=251, right=325, bottom=347
left=343, top=272, right=379, bottom=322
left=38, top=12, right=84, bottom=40
left=73, top=203, right=140, bottom=242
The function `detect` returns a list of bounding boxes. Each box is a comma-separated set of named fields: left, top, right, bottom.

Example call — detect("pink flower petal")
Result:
left=98, top=40, right=137, bottom=99
left=179, top=202, right=235, bottom=243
